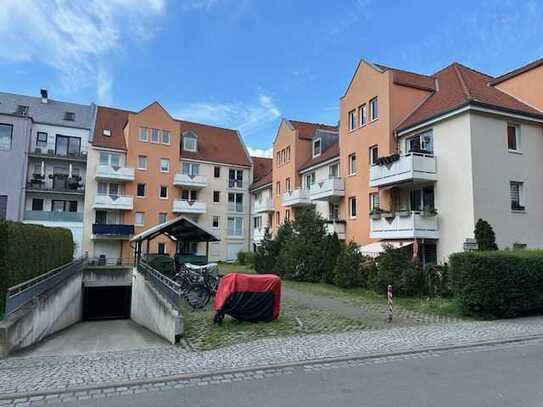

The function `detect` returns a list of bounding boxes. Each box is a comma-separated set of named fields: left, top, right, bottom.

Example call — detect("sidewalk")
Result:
left=2, top=317, right=543, bottom=399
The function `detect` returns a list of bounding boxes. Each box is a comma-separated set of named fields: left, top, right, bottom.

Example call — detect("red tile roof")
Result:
left=289, top=120, right=338, bottom=140
left=252, top=156, right=272, bottom=182
left=375, top=64, right=436, bottom=92
left=92, top=106, right=129, bottom=150
left=397, top=63, right=543, bottom=132
left=299, top=142, right=339, bottom=171
left=250, top=170, right=272, bottom=191
left=490, top=57, right=543, bottom=85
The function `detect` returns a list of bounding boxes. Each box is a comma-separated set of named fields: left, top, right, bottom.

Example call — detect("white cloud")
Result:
left=174, top=94, right=281, bottom=136
left=247, top=147, right=273, bottom=158
left=0, top=0, right=166, bottom=101
left=181, top=0, right=228, bottom=12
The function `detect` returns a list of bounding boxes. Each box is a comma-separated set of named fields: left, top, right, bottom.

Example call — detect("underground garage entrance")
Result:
left=83, top=286, right=131, bottom=320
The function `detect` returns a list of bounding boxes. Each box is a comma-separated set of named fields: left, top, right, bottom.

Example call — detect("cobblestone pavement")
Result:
left=2, top=317, right=543, bottom=402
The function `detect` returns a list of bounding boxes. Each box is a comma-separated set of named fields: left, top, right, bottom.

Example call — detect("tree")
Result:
left=474, top=218, right=498, bottom=251
left=333, top=241, right=365, bottom=288
left=322, top=232, right=344, bottom=284
left=254, top=227, right=275, bottom=274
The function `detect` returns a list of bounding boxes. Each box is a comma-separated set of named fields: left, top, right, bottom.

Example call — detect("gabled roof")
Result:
left=252, top=156, right=272, bottom=182
left=289, top=120, right=338, bottom=140
left=92, top=106, right=129, bottom=150
left=490, top=57, right=543, bottom=85
left=396, top=63, right=543, bottom=132
left=250, top=170, right=272, bottom=191
left=131, top=215, right=220, bottom=243
left=299, top=142, right=339, bottom=172
left=374, top=64, right=436, bottom=92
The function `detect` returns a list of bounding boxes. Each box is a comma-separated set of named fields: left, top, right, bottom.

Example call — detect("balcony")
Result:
left=369, top=153, right=437, bottom=188
left=282, top=188, right=312, bottom=207
left=92, top=224, right=135, bottom=239
left=25, top=180, right=85, bottom=195
left=173, top=173, right=209, bottom=189
left=254, top=198, right=274, bottom=213
left=172, top=200, right=207, bottom=214
left=370, top=211, right=439, bottom=239
left=24, top=210, right=83, bottom=223
left=310, top=178, right=345, bottom=201
left=93, top=194, right=134, bottom=210
left=29, top=148, right=87, bottom=163
left=253, top=228, right=266, bottom=244
left=324, top=220, right=346, bottom=240
left=95, top=165, right=135, bottom=182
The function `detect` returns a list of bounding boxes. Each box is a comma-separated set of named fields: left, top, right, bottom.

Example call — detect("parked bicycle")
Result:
left=174, top=263, right=220, bottom=309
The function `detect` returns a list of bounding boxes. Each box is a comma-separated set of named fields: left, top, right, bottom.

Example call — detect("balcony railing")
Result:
left=29, top=148, right=87, bottom=162
left=93, top=194, right=134, bottom=210
left=172, top=199, right=207, bottom=214
left=253, top=228, right=266, bottom=243
left=324, top=220, right=346, bottom=239
left=26, top=180, right=85, bottom=195
left=24, top=210, right=83, bottom=222
left=92, top=224, right=135, bottom=237
left=369, top=153, right=437, bottom=188
left=95, top=165, right=135, bottom=182
left=370, top=211, right=439, bottom=239
left=227, top=202, right=244, bottom=213
left=254, top=198, right=274, bottom=213
left=173, top=172, right=209, bottom=188
left=309, top=177, right=345, bottom=201
left=228, top=180, right=245, bottom=189
left=282, top=188, right=312, bottom=207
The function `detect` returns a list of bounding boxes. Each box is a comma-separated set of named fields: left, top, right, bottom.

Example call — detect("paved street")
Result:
left=58, top=339, right=543, bottom=406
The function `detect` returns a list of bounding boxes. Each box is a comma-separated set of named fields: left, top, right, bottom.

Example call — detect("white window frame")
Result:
left=312, top=138, right=321, bottom=158
left=159, top=212, right=167, bottom=224
left=160, top=158, right=170, bottom=173
left=151, top=128, right=160, bottom=144
left=370, top=97, right=378, bottom=121
left=183, top=132, right=198, bottom=152
left=159, top=185, right=168, bottom=200
left=161, top=130, right=171, bottom=145
left=136, top=183, right=146, bottom=198
left=349, top=197, right=357, bottom=219
left=227, top=216, right=243, bottom=238
left=138, top=155, right=147, bottom=170
left=510, top=181, right=525, bottom=211
left=507, top=123, right=521, bottom=153
left=212, top=215, right=220, bottom=229
left=369, top=192, right=380, bottom=210
left=348, top=153, right=357, bottom=175
left=348, top=109, right=356, bottom=131
left=358, top=104, right=367, bottom=127
left=135, top=212, right=145, bottom=226
left=139, top=127, right=148, bottom=142
left=329, top=163, right=339, bottom=178
left=369, top=145, right=379, bottom=165
left=406, top=130, right=433, bottom=154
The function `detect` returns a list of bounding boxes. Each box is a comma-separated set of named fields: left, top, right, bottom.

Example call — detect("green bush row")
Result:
left=0, top=221, right=74, bottom=313
left=237, top=251, right=255, bottom=267
left=450, top=250, right=543, bottom=318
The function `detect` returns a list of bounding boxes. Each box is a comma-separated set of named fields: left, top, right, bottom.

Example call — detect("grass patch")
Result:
left=218, top=262, right=256, bottom=275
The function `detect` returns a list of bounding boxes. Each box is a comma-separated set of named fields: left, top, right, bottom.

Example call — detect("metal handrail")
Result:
left=138, top=261, right=182, bottom=310
left=5, top=257, right=87, bottom=316
left=86, top=257, right=134, bottom=267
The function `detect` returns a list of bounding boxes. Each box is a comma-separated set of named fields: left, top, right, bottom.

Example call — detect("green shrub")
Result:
left=333, top=242, right=369, bottom=288
left=425, top=263, right=451, bottom=297
left=0, top=221, right=73, bottom=313
left=450, top=250, right=543, bottom=318
left=474, top=218, right=498, bottom=250
left=255, top=223, right=294, bottom=274
left=236, top=251, right=255, bottom=267
left=144, top=254, right=175, bottom=276
left=321, top=232, right=343, bottom=284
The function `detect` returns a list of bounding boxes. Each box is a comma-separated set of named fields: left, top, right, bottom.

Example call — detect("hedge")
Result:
left=449, top=250, right=543, bottom=318
left=0, top=221, right=74, bottom=314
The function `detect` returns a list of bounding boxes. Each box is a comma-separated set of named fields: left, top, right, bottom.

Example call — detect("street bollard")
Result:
left=387, top=284, right=393, bottom=323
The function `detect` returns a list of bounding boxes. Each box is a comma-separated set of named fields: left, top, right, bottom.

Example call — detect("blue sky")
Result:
left=1, top=0, right=542, bottom=156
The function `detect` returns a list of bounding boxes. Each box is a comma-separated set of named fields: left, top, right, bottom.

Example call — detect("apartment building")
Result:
left=83, top=102, right=252, bottom=262
left=250, top=157, right=273, bottom=248
left=0, top=90, right=95, bottom=256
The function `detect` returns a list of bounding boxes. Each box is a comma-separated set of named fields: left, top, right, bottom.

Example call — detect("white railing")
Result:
left=282, top=188, right=311, bottom=207
left=370, top=211, right=439, bottom=239
left=254, top=198, right=274, bottom=213
left=172, top=200, right=207, bottom=214
left=173, top=173, right=209, bottom=188
left=310, top=177, right=345, bottom=201
left=253, top=228, right=266, bottom=243
left=95, top=165, right=135, bottom=182
left=369, top=153, right=437, bottom=188
left=93, top=194, right=134, bottom=210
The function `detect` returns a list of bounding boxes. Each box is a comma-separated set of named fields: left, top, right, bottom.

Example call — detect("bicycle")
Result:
left=174, top=263, right=220, bottom=309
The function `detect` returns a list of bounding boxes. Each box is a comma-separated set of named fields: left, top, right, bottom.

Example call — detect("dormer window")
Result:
left=103, top=129, right=111, bottom=137
left=16, top=105, right=29, bottom=116
left=313, top=138, right=321, bottom=158
left=64, top=111, right=75, bottom=121
left=183, top=131, right=198, bottom=152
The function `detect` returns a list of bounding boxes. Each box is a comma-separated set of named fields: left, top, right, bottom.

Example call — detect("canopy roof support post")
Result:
left=206, top=241, right=209, bottom=259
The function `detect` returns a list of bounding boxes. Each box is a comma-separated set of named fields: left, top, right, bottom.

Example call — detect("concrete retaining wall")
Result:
left=0, top=272, right=83, bottom=357
left=83, top=267, right=132, bottom=287
left=130, top=270, right=183, bottom=344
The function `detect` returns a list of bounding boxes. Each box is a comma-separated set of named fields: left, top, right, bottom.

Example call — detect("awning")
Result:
left=130, top=216, right=220, bottom=243
left=358, top=240, right=413, bottom=257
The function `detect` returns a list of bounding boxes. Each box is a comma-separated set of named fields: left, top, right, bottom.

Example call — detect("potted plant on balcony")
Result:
left=421, top=205, right=438, bottom=217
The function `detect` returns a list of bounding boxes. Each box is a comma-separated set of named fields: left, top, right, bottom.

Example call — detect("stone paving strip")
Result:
left=1, top=317, right=543, bottom=402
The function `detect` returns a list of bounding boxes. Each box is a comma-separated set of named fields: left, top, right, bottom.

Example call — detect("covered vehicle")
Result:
left=213, top=273, right=281, bottom=323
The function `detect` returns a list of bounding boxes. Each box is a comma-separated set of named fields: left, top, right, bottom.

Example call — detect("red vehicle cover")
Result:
left=213, top=273, right=281, bottom=322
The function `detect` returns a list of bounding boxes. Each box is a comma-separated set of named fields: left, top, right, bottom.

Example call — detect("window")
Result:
left=160, top=158, right=170, bottom=173
left=305, top=173, right=315, bottom=189
left=182, top=162, right=199, bottom=176
left=181, top=189, right=198, bottom=201
left=158, top=243, right=166, bottom=255
left=329, top=203, right=340, bottom=221
left=406, top=130, right=433, bottom=154
left=410, top=186, right=435, bottom=211
left=51, top=200, right=77, bottom=213
left=227, top=216, right=243, bottom=237
left=313, top=138, right=321, bottom=157
left=151, top=128, right=160, bottom=143
left=212, top=216, right=220, bottom=228
left=103, top=129, right=111, bottom=137
left=285, top=178, right=291, bottom=192
left=95, top=210, right=107, bottom=224
left=276, top=182, right=280, bottom=196
left=136, top=183, right=146, bottom=197
left=159, top=185, right=168, bottom=199
left=370, top=97, right=378, bottom=121
left=348, top=153, right=357, bottom=175
left=214, top=166, right=221, bottom=178
left=36, top=132, right=48, bottom=148
left=329, top=163, right=339, bottom=178
left=135, top=212, right=145, bottom=226
left=100, top=152, right=120, bottom=167
left=32, top=198, right=44, bottom=211
left=276, top=152, right=280, bottom=167
left=159, top=213, right=167, bottom=224
left=55, top=135, right=80, bottom=156
left=183, top=132, right=197, bottom=152
left=139, top=127, right=148, bottom=142
left=228, top=192, right=243, bottom=212
left=369, top=192, right=380, bottom=210
left=348, top=109, right=356, bottom=131
left=285, top=209, right=290, bottom=221
left=0, top=124, right=13, bottom=151
left=358, top=104, right=367, bottom=127
left=213, top=191, right=220, bottom=203
left=15, top=105, right=28, bottom=116
left=138, top=155, right=147, bottom=170
left=254, top=216, right=262, bottom=229
left=64, top=111, right=75, bottom=121
left=276, top=211, right=280, bottom=225
left=228, top=169, right=243, bottom=188
left=507, top=124, right=520, bottom=151
left=161, top=130, right=171, bottom=145
left=286, top=146, right=291, bottom=162
left=510, top=181, right=525, bottom=211
left=369, top=145, right=379, bottom=165
left=349, top=197, right=357, bottom=218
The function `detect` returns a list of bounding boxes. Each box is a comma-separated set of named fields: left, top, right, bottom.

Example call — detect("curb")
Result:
left=1, top=333, right=543, bottom=400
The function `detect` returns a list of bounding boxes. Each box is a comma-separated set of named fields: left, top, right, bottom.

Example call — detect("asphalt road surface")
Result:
left=61, top=340, right=543, bottom=407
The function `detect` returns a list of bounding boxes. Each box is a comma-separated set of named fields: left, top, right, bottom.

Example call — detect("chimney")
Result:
left=40, top=89, right=48, bottom=104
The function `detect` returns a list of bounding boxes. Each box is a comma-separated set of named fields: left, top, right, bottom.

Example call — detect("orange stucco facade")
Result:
left=272, top=120, right=297, bottom=228
left=494, top=64, right=543, bottom=112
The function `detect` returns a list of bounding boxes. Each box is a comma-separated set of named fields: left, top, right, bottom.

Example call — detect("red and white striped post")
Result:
left=387, top=284, right=393, bottom=323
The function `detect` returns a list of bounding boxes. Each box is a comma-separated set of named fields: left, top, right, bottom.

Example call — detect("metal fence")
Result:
left=138, top=261, right=182, bottom=310
left=5, top=257, right=87, bottom=317
left=86, top=257, right=134, bottom=267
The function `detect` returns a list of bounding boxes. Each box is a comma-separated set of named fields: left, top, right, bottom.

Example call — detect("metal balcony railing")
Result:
left=92, top=224, right=135, bottom=236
